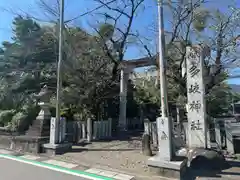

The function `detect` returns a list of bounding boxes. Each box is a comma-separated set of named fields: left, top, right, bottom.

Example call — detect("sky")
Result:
left=0, top=0, right=240, bottom=84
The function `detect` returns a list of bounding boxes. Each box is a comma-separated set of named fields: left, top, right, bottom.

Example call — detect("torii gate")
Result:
left=118, top=56, right=157, bottom=130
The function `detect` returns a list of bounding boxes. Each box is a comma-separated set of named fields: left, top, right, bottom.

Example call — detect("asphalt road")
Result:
left=0, top=158, right=92, bottom=180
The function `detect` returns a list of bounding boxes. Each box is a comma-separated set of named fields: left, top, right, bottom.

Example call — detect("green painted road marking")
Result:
left=0, top=154, right=114, bottom=180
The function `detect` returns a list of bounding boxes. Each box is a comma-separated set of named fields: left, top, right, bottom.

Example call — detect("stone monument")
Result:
left=147, top=117, right=187, bottom=179
left=50, top=117, right=59, bottom=144
left=10, top=85, right=51, bottom=153
left=184, top=45, right=229, bottom=171
left=186, top=45, right=208, bottom=148
left=43, top=113, right=71, bottom=155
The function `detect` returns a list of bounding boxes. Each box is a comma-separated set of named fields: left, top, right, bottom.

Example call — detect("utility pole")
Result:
left=157, top=0, right=169, bottom=118
left=56, top=0, right=64, bottom=128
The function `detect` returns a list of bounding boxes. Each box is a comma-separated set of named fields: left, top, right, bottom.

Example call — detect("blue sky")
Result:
left=0, top=0, right=240, bottom=84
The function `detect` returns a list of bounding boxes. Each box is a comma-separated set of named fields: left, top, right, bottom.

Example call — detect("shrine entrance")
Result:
left=118, top=56, right=157, bottom=131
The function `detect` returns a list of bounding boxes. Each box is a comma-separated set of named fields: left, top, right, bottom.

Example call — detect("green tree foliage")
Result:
left=0, top=14, right=123, bottom=127
left=0, top=16, right=58, bottom=130
left=61, top=26, right=117, bottom=119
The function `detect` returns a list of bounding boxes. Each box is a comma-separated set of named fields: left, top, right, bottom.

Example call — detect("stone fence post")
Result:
left=108, top=118, right=112, bottom=137
left=87, top=118, right=92, bottom=142
left=82, top=121, right=86, bottom=139
left=144, top=118, right=150, bottom=135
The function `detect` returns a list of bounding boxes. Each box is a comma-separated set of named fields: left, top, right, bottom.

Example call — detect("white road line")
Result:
left=0, top=155, right=107, bottom=180
left=21, top=155, right=41, bottom=160
left=86, top=168, right=117, bottom=178
left=0, top=149, right=12, bottom=154
left=43, top=159, right=78, bottom=169
left=86, top=168, right=103, bottom=174
left=85, top=168, right=135, bottom=180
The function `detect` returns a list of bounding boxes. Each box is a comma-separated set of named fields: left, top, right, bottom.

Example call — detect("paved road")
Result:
left=0, top=158, right=91, bottom=180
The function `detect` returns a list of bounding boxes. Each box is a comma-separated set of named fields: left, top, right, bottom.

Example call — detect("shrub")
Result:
left=6, top=105, right=40, bottom=132
left=21, top=103, right=40, bottom=128
left=0, top=110, right=15, bottom=126
left=9, top=112, right=27, bottom=132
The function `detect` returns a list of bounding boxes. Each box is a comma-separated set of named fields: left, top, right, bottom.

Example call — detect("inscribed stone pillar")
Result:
left=119, top=68, right=129, bottom=130
left=186, top=45, right=208, bottom=148
left=157, top=117, right=173, bottom=161
left=50, top=117, right=59, bottom=144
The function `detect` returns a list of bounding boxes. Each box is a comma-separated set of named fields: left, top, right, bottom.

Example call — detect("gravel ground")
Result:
left=51, top=136, right=240, bottom=180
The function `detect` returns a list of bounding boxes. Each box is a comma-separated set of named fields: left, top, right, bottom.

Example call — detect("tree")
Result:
left=17, top=0, right=148, bottom=119
left=139, top=0, right=240, bottom=117
left=60, top=27, right=117, bottom=119
left=0, top=16, right=58, bottom=130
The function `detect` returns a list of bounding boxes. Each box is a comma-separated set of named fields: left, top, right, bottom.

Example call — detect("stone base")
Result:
left=0, top=135, right=12, bottom=149
left=147, top=155, right=187, bottom=179
left=10, top=136, right=49, bottom=154
left=43, top=143, right=72, bottom=156
left=233, top=137, right=240, bottom=154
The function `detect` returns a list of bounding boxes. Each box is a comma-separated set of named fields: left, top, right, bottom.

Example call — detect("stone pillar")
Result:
left=182, top=122, right=189, bottom=146
left=82, top=121, right=86, bottom=139
left=152, top=122, right=158, bottom=147
left=119, top=68, right=129, bottom=131
left=87, top=118, right=92, bottom=142
left=44, top=117, right=72, bottom=155
left=58, top=118, right=63, bottom=143
left=225, top=122, right=234, bottom=154
left=176, top=106, right=180, bottom=124
left=50, top=117, right=59, bottom=144
left=59, top=117, right=66, bottom=143
left=108, top=118, right=112, bottom=137
left=186, top=45, right=209, bottom=149
left=157, top=117, right=173, bottom=161
left=214, top=119, right=222, bottom=149
left=144, top=118, right=151, bottom=135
